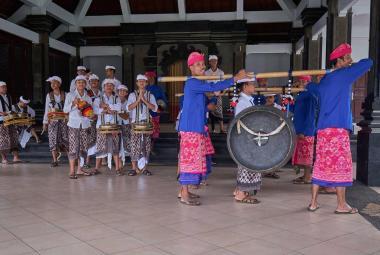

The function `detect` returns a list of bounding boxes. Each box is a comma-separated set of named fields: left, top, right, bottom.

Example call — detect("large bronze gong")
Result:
left=227, top=106, right=296, bottom=173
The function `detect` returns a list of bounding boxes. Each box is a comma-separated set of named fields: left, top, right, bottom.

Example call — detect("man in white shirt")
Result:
left=64, top=75, right=93, bottom=179
left=127, top=74, right=158, bottom=176
left=93, top=79, right=122, bottom=175
left=233, top=78, right=261, bottom=204
left=102, top=65, right=121, bottom=91
left=117, top=85, right=130, bottom=164
left=43, top=76, right=69, bottom=167
left=85, top=74, right=102, bottom=169
left=12, top=96, right=40, bottom=148
left=70, top=66, right=87, bottom=92
left=0, top=81, right=21, bottom=164
left=205, top=55, right=226, bottom=133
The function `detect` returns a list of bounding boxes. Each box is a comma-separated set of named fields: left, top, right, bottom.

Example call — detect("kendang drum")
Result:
left=4, top=112, right=35, bottom=126
left=77, top=100, right=94, bottom=118
left=227, top=106, right=296, bottom=173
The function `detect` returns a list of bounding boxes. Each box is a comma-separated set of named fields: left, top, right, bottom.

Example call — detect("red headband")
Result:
left=145, top=71, right=156, bottom=78
left=187, top=52, right=204, bottom=67
left=298, top=75, right=311, bottom=82
left=329, top=43, right=352, bottom=61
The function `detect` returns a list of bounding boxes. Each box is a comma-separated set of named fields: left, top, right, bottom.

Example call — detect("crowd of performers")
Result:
left=0, top=65, right=167, bottom=178
left=0, top=43, right=373, bottom=212
left=177, top=43, right=373, bottom=212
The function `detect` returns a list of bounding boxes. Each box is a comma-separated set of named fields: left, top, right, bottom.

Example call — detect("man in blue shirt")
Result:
left=308, top=43, right=373, bottom=214
left=178, top=51, right=248, bottom=206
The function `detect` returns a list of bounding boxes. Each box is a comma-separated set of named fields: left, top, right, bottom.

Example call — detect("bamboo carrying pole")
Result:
left=175, top=87, right=306, bottom=97
left=158, top=69, right=331, bottom=83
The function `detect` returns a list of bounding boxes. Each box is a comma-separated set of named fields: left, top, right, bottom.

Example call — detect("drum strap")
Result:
left=49, top=91, right=65, bottom=110
left=0, top=94, right=11, bottom=112
left=237, top=120, right=286, bottom=137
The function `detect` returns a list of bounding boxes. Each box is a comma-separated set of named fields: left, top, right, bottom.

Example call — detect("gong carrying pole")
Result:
left=157, top=69, right=332, bottom=83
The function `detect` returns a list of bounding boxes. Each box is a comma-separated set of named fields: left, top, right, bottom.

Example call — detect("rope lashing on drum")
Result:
left=236, top=119, right=286, bottom=137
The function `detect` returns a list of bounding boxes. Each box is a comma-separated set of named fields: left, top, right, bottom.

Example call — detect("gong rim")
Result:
left=227, top=106, right=296, bottom=173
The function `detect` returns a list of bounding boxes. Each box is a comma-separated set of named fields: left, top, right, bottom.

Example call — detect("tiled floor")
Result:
left=0, top=163, right=379, bottom=255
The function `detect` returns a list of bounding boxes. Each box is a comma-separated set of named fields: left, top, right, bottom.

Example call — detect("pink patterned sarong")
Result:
left=151, top=116, right=160, bottom=139
left=292, top=136, right=315, bottom=167
left=179, top=131, right=207, bottom=175
left=312, top=128, right=353, bottom=187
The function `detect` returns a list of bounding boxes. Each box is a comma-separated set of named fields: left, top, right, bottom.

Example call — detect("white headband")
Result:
left=20, top=96, right=30, bottom=104
left=136, top=74, right=148, bottom=81
left=46, top=76, right=62, bottom=84
left=0, top=81, right=6, bottom=87
left=105, top=65, right=116, bottom=70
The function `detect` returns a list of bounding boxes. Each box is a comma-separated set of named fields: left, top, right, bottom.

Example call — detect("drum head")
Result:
left=227, top=106, right=296, bottom=173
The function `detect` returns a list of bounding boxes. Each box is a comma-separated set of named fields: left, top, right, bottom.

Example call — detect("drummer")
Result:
left=12, top=96, right=40, bottom=147
left=70, top=66, right=87, bottom=92
left=85, top=74, right=102, bottom=169
left=233, top=78, right=261, bottom=204
left=93, top=79, right=122, bottom=175
left=102, top=65, right=121, bottom=91
left=0, top=81, right=21, bottom=164
left=63, top=75, right=93, bottom=179
left=117, top=85, right=131, bottom=166
left=127, top=74, right=158, bottom=176
left=177, top=51, right=248, bottom=206
left=43, top=76, right=69, bottom=167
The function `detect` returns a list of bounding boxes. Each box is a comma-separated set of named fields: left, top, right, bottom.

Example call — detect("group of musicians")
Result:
left=0, top=43, right=373, bottom=212
left=0, top=65, right=167, bottom=179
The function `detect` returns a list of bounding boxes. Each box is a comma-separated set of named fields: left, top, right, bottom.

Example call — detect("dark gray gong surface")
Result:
left=227, top=106, right=296, bottom=173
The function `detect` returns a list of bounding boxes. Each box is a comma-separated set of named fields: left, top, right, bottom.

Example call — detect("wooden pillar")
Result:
left=357, top=0, right=380, bottom=186
left=233, top=43, right=245, bottom=73
left=122, top=45, right=135, bottom=91
left=326, top=0, right=352, bottom=67
left=24, top=15, right=53, bottom=104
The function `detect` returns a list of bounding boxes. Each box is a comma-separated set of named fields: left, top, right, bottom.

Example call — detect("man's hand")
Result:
left=233, top=69, right=249, bottom=83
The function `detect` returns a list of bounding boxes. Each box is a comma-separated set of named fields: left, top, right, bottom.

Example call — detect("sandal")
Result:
left=50, top=161, right=58, bottom=167
left=177, top=193, right=200, bottom=199
left=264, top=173, right=280, bottom=179
left=128, top=170, right=137, bottom=176
left=180, top=199, right=201, bottom=206
left=293, top=177, right=311, bottom=184
left=92, top=169, right=101, bottom=175
left=69, top=174, right=78, bottom=179
left=142, top=169, right=152, bottom=176
left=307, top=204, right=320, bottom=212
left=83, top=164, right=91, bottom=169
left=76, top=171, right=92, bottom=176
left=334, top=208, right=358, bottom=214
left=116, top=170, right=124, bottom=176
left=235, top=197, right=261, bottom=204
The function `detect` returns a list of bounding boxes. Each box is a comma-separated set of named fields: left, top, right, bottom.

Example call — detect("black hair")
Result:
left=236, top=82, right=249, bottom=92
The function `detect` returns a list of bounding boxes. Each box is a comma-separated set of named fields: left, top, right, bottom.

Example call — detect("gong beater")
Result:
left=227, top=106, right=296, bottom=173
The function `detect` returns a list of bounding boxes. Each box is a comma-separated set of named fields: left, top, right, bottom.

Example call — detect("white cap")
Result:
left=105, top=65, right=116, bottom=70
left=136, top=74, right=148, bottom=81
left=237, top=77, right=255, bottom=83
left=77, top=66, right=86, bottom=71
left=118, top=84, right=128, bottom=91
left=89, top=74, right=99, bottom=81
left=265, top=93, right=277, bottom=97
left=46, top=76, right=62, bottom=84
left=19, top=96, right=30, bottom=104
left=209, top=55, right=218, bottom=61
left=103, top=78, right=115, bottom=86
left=0, top=81, right=6, bottom=87
left=75, top=75, right=87, bottom=82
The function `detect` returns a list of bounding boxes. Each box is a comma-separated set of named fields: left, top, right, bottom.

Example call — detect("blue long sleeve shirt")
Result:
left=317, top=59, right=373, bottom=131
left=147, top=84, right=167, bottom=117
left=179, top=78, right=234, bottom=133
left=293, top=82, right=320, bottom=136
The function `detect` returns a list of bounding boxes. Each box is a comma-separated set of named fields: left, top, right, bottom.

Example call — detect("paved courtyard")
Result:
left=0, top=163, right=379, bottom=255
